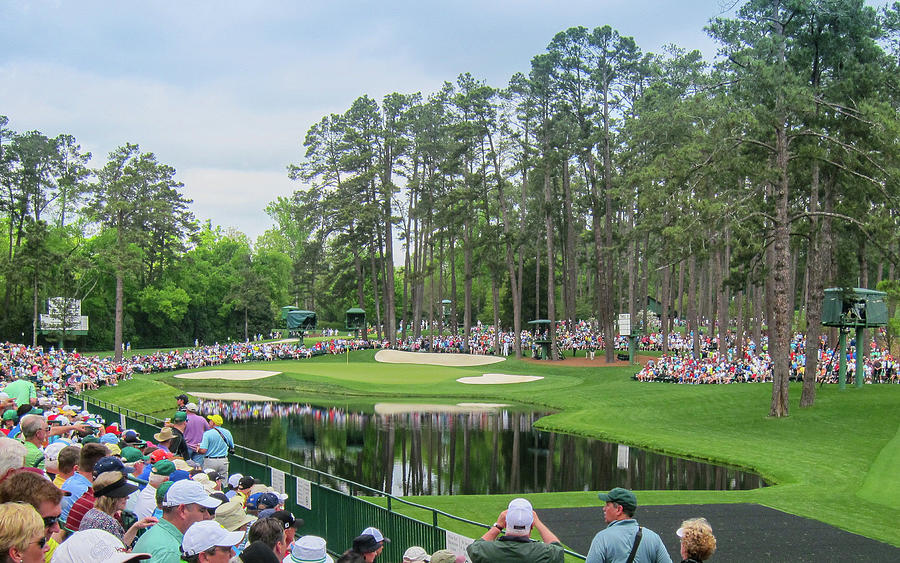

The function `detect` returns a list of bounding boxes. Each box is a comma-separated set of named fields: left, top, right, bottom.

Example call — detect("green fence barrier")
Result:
left=71, top=393, right=585, bottom=561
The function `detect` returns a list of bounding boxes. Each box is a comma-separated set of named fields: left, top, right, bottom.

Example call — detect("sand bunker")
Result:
left=174, top=370, right=281, bottom=381
left=456, top=373, right=544, bottom=385
left=189, top=392, right=279, bottom=402
left=374, top=402, right=510, bottom=415
left=375, top=349, right=505, bottom=367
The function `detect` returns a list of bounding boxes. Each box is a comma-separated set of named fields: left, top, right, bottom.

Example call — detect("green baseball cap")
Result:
left=172, top=411, right=188, bottom=423
left=121, top=446, right=150, bottom=463
left=81, top=435, right=100, bottom=444
left=598, top=487, right=638, bottom=512
left=2, top=409, right=17, bottom=421
left=156, top=480, right=174, bottom=504
left=152, top=459, right=176, bottom=476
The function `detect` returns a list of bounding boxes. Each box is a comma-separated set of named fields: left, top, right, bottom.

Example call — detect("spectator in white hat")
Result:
left=466, top=498, right=564, bottom=563
left=402, top=546, right=430, bottom=562
left=181, top=520, right=245, bottom=563
left=132, top=479, right=221, bottom=562
left=50, top=528, right=150, bottom=563
left=288, top=535, right=333, bottom=563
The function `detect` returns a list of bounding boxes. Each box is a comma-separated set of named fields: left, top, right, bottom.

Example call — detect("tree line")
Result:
left=2, top=1, right=899, bottom=415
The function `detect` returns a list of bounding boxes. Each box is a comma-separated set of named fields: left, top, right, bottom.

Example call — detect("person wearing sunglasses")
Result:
left=0, top=502, right=49, bottom=563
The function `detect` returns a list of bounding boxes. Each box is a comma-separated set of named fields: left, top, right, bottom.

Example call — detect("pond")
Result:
left=211, top=401, right=766, bottom=496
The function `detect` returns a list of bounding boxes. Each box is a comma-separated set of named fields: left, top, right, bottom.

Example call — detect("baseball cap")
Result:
left=505, top=497, right=534, bottom=532
left=2, top=409, right=17, bottom=421
left=120, top=446, right=149, bottom=463
left=598, top=487, right=638, bottom=513
left=181, top=520, right=245, bottom=557
left=185, top=403, right=200, bottom=413
left=149, top=449, right=174, bottom=463
left=360, top=527, right=389, bottom=544
left=50, top=529, right=150, bottom=563
left=257, top=492, right=279, bottom=509
left=238, top=475, right=257, bottom=489
left=227, top=473, right=243, bottom=489
left=172, top=411, right=188, bottom=423
left=270, top=510, right=303, bottom=530
left=245, top=492, right=263, bottom=510
left=162, top=479, right=222, bottom=509
left=207, top=414, right=223, bottom=425
left=152, top=459, right=176, bottom=476
left=44, top=441, right=70, bottom=470
left=99, top=432, right=119, bottom=444
left=105, top=424, right=121, bottom=436
left=403, top=546, right=430, bottom=562
left=289, top=535, right=333, bottom=563
left=175, top=394, right=188, bottom=402
left=121, top=429, right=141, bottom=442
left=92, top=456, right=127, bottom=477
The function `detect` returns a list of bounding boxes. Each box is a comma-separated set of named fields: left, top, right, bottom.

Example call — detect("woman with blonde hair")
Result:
left=78, top=471, right=157, bottom=547
left=676, top=517, right=717, bottom=562
left=0, top=502, right=48, bottom=563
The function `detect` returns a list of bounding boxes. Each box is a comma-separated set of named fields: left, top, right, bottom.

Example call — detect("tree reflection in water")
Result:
left=220, top=403, right=765, bottom=496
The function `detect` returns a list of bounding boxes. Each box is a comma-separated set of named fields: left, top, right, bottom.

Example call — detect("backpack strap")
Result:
left=213, top=427, right=234, bottom=449
left=625, top=527, right=643, bottom=563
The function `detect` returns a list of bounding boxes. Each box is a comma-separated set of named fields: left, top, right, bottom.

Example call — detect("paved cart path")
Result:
left=539, top=503, right=900, bottom=562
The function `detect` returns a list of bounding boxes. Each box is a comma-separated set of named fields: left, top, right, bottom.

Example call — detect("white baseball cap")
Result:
left=228, top=473, right=243, bottom=489
left=50, top=529, right=150, bottom=563
left=181, top=520, right=245, bottom=556
left=360, top=526, right=390, bottom=543
left=161, top=479, right=222, bottom=508
left=505, top=498, right=534, bottom=532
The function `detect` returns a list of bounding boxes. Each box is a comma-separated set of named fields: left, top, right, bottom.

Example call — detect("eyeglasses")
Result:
left=32, top=537, right=47, bottom=549
left=42, top=515, right=59, bottom=528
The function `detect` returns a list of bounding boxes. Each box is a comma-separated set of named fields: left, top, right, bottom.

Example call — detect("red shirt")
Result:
left=64, top=487, right=95, bottom=533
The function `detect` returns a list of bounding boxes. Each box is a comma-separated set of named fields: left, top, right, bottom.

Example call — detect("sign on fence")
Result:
left=295, top=477, right=312, bottom=510
left=270, top=468, right=285, bottom=495
left=446, top=531, right=474, bottom=554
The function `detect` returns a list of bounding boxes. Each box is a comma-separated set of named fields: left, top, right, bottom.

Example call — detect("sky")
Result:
left=0, top=1, right=747, bottom=241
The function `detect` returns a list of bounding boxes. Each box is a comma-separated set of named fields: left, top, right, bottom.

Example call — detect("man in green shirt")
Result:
left=133, top=479, right=221, bottom=562
left=20, top=414, right=47, bottom=469
left=467, top=498, right=564, bottom=563
left=4, top=377, right=37, bottom=407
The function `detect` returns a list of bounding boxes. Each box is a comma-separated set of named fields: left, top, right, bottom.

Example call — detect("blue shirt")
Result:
left=60, top=473, right=91, bottom=524
left=585, top=519, right=672, bottom=563
left=199, top=426, right=233, bottom=457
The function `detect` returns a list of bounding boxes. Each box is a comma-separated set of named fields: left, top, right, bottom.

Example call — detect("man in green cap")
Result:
left=585, top=487, right=671, bottom=563
left=134, top=459, right=175, bottom=520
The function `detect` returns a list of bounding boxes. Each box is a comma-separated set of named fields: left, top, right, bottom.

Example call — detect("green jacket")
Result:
left=467, top=537, right=565, bottom=563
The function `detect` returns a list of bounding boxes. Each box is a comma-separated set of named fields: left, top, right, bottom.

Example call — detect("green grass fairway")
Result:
left=88, top=350, right=900, bottom=546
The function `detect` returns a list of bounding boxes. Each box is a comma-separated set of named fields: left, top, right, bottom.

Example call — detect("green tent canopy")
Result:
left=286, top=310, right=317, bottom=331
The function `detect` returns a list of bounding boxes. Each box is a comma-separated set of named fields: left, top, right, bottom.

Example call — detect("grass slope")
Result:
left=88, top=350, right=900, bottom=546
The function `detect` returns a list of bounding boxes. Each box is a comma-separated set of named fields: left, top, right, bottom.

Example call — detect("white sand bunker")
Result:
left=456, top=373, right=544, bottom=385
left=375, top=402, right=510, bottom=415
left=174, top=370, right=281, bottom=381
left=375, top=349, right=505, bottom=367
left=189, top=392, right=279, bottom=402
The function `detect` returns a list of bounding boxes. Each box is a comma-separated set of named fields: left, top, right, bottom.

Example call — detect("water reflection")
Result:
left=212, top=402, right=765, bottom=496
